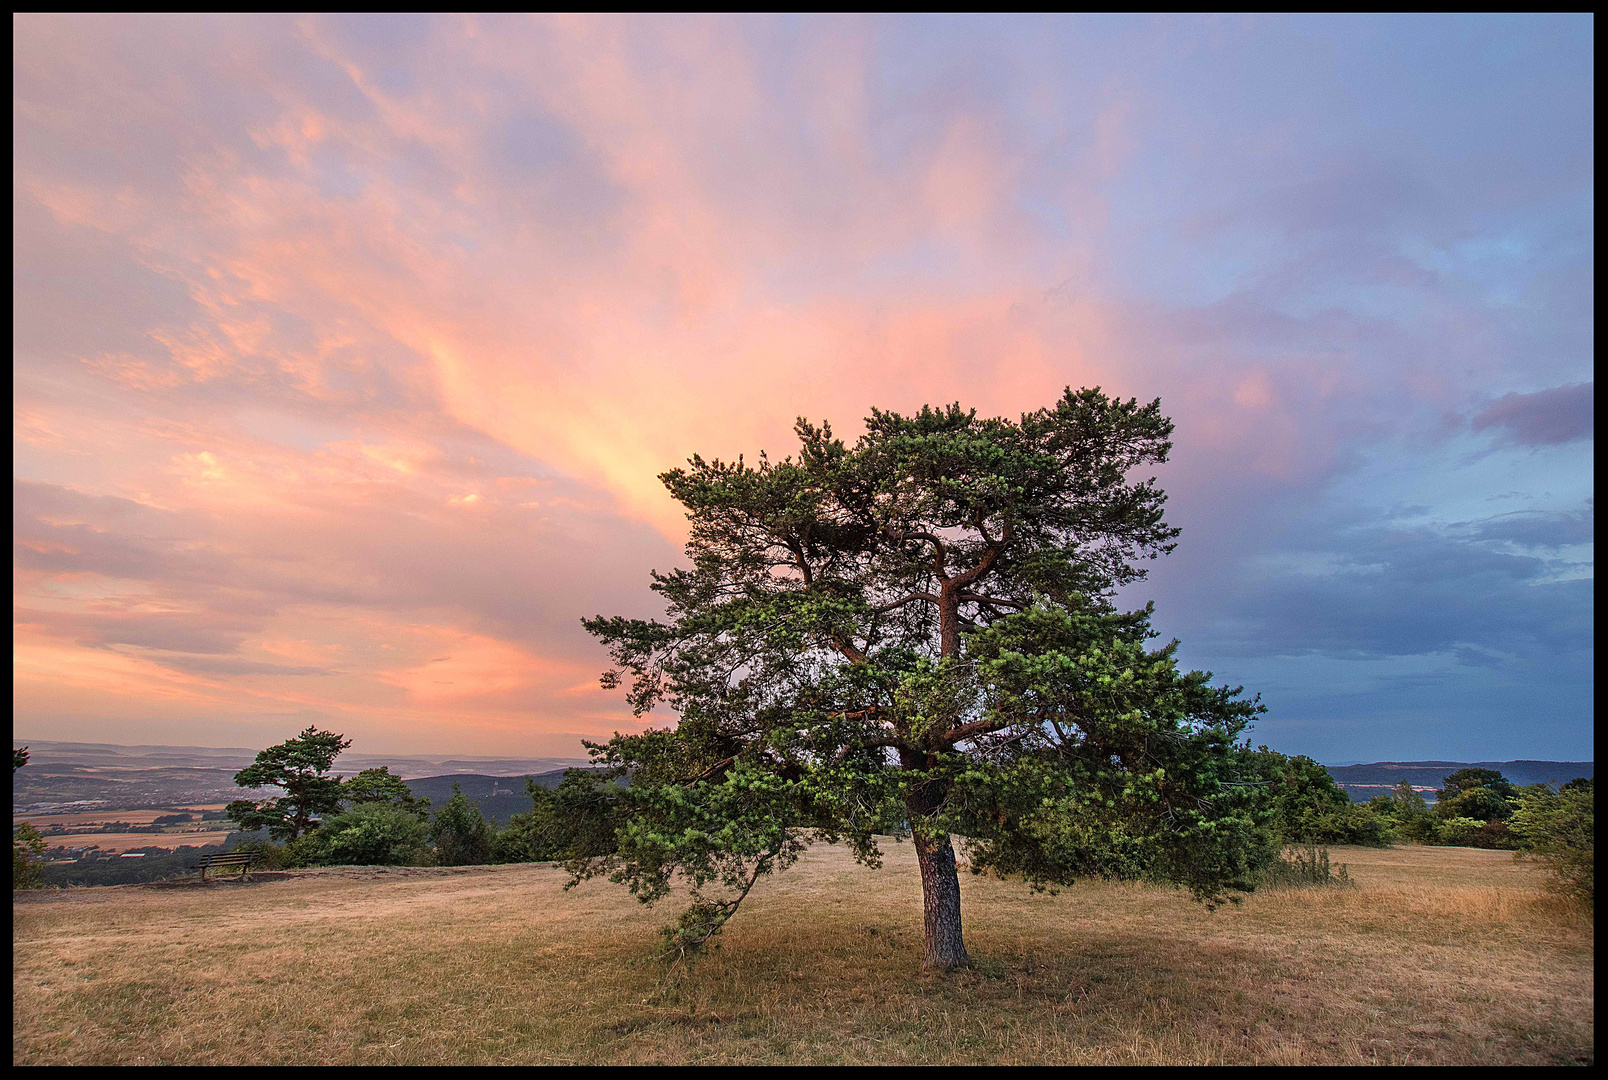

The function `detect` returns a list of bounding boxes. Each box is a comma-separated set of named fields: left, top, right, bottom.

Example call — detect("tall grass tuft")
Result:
left=1258, top=844, right=1353, bottom=889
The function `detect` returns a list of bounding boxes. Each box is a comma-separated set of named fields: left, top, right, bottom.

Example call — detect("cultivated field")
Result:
left=12, top=843, right=1593, bottom=1065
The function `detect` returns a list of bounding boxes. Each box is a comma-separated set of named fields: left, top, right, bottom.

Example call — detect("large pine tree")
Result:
left=579, top=388, right=1275, bottom=969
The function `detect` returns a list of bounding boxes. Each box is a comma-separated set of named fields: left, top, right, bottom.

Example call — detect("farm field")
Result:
left=21, top=806, right=236, bottom=856
left=38, top=831, right=235, bottom=854
left=12, top=843, right=1593, bottom=1066
left=18, top=805, right=231, bottom=829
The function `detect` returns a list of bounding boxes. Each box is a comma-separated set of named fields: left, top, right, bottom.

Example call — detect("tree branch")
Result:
left=957, top=591, right=1026, bottom=609
left=871, top=591, right=941, bottom=614
left=832, top=734, right=914, bottom=764
left=886, top=528, right=948, bottom=578
left=940, top=716, right=1015, bottom=748
left=830, top=636, right=869, bottom=665
left=949, top=518, right=1014, bottom=591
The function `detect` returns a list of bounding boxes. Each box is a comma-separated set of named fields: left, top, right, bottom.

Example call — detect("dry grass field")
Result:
left=12, top=842, right=1593, bottom=1065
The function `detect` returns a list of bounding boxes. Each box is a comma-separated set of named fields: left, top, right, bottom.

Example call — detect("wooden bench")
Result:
left=190, top=852, right=259, bottom=882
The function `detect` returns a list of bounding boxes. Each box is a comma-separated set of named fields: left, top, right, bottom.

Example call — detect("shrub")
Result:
left=430, top=782, right=497, bottom=866
left=1432, top=816, right=1487, bottom=847
left=492, top=771, right=626, bottom=865
left=229, top=838, right=290, bottom=870
left=13, top=822, right=47, bottom=889
left=1463, top=818, right=1520, bottom=850
left=1434, top=768, right=1519, bottom=827
left=1252, top=750, right=1393, bottom=848
left=1511, top=780, right=1593, bottom=903
left=492, top=779, right=562, bottom=864
left=1372, top=781, right=1439, bottom=844
left=299, top=803, right=433, bottom=866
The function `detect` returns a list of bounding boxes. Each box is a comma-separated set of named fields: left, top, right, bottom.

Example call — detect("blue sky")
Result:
left=12, top=14, right=1593, bottom=760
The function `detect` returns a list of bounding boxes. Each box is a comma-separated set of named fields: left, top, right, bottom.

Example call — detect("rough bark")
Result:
left=911, top=822, right=970, bottom=970
left=906, top=776, right=970, bottom=971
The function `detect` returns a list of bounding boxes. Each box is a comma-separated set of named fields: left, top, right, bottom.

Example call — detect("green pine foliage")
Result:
left=226, top=727, right=352, bottom=842
left=430, top=782, right=497, bottom=866
left=342, top=767, right=431, bottom=820
left=579, top=388, right=1284, bottom=968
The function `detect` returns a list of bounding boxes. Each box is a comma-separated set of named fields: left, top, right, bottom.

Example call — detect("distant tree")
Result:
left=430, top=782, right=496, bottom=866
left=12, top=822, right=47, bottom=888
left=492, top=778, right=561, bottom=864
left=1257, top=750, right=1392, bottom=847
left=1511, top=781, right=1593, bottom=902
left=13, top=746, right=29, bottom=773
left=1435, top=768, right=1517, bottom=823
left=579, top=389, right=1278, bottom=969
left=1439, top=767, right=1517, bottom=800
left=299, top=802, right=433, bottom=867
left=494, top=772, right=626, bottom=864
left=343, top=767, right=430, bottom=820
left=226, top=727, right=352, bottom=842
left=1372, top=781, right=1437, bottom=844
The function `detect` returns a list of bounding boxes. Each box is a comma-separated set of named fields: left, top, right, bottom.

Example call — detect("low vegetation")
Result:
left=12, top=843, right=1592, bottom=1065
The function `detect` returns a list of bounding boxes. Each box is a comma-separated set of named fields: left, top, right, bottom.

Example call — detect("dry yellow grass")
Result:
left=12, top=843, right=1593, bottom=1065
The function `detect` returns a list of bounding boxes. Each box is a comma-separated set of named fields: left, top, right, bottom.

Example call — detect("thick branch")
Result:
left=871, top=591, right=941, bottom=614
left=956, top=591, right=1026, bottom=609
left=782, top=537, right=813, bottom=585
left=832, top=734, right=915, bottom=764
left=830, top=636, right=869, bottom=665
left=887, top=528, right=948, bottom=578
left=940, top=715, right=1015, bottom=748
left=949, top=518, right=1014, bottom=591
left=682, top=755, right=737, bottom=786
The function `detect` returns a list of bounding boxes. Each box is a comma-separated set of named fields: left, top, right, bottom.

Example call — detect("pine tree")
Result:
left=580, top=388, right=1275, bottom=969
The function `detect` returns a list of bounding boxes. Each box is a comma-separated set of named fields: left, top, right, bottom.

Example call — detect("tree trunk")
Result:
left=938, top=589, right=961, bottom=659
left=912, top=824, right=970, bottom=970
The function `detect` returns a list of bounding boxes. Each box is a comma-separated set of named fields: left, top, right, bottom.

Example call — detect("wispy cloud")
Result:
left=12, top=13, right=1593, bottom=759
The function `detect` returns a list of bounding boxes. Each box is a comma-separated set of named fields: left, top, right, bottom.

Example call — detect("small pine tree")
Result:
left=430, top=782, right=496, bottom=866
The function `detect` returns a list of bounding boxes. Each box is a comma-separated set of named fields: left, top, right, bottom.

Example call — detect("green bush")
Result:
left=430, top=782, right=497, bottom=866
left=13, top=822, right=47, bottom=889
left=229, top=838, right=290, bottom=870
left=1432, top=816, right=1487, bottom=847
left=1511, top=780, right=1593, bottom=902
left=491, top=772, right=626, bottom=865
left=1255, top=750, right=1393, bottom=847
left=299, top=802, right=433, bottom=866
left=491, top=779, right=561, bottom=864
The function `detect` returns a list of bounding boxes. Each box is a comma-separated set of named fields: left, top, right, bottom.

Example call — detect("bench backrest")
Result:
left=200, top=853, right=257, bottom=866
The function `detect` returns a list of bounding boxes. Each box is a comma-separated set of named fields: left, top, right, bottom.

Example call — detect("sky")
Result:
left=12, top=13, right=1593, bottom=763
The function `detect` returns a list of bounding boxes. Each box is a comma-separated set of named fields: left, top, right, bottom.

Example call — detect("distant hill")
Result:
left=402, top=769, right=605, bottom=825
left=1326, top=760, right=1594, bottom=803
left=12, top=739, right=590, bottom=778
left=11, top=740, right=591, bottom=813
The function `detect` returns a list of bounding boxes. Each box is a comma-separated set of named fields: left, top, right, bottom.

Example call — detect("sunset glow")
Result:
left=14, top=14, right=1593, bottom=760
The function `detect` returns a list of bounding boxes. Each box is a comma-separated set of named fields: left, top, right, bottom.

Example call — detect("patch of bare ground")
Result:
left=12, top=844, right=1592, bottom=1065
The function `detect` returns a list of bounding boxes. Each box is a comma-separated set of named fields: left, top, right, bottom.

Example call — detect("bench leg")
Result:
left=200, top=865, right=208, bottom=883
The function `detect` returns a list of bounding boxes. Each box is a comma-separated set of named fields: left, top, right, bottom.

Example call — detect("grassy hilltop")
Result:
left=12, top=842, right=1593, bottom=1065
